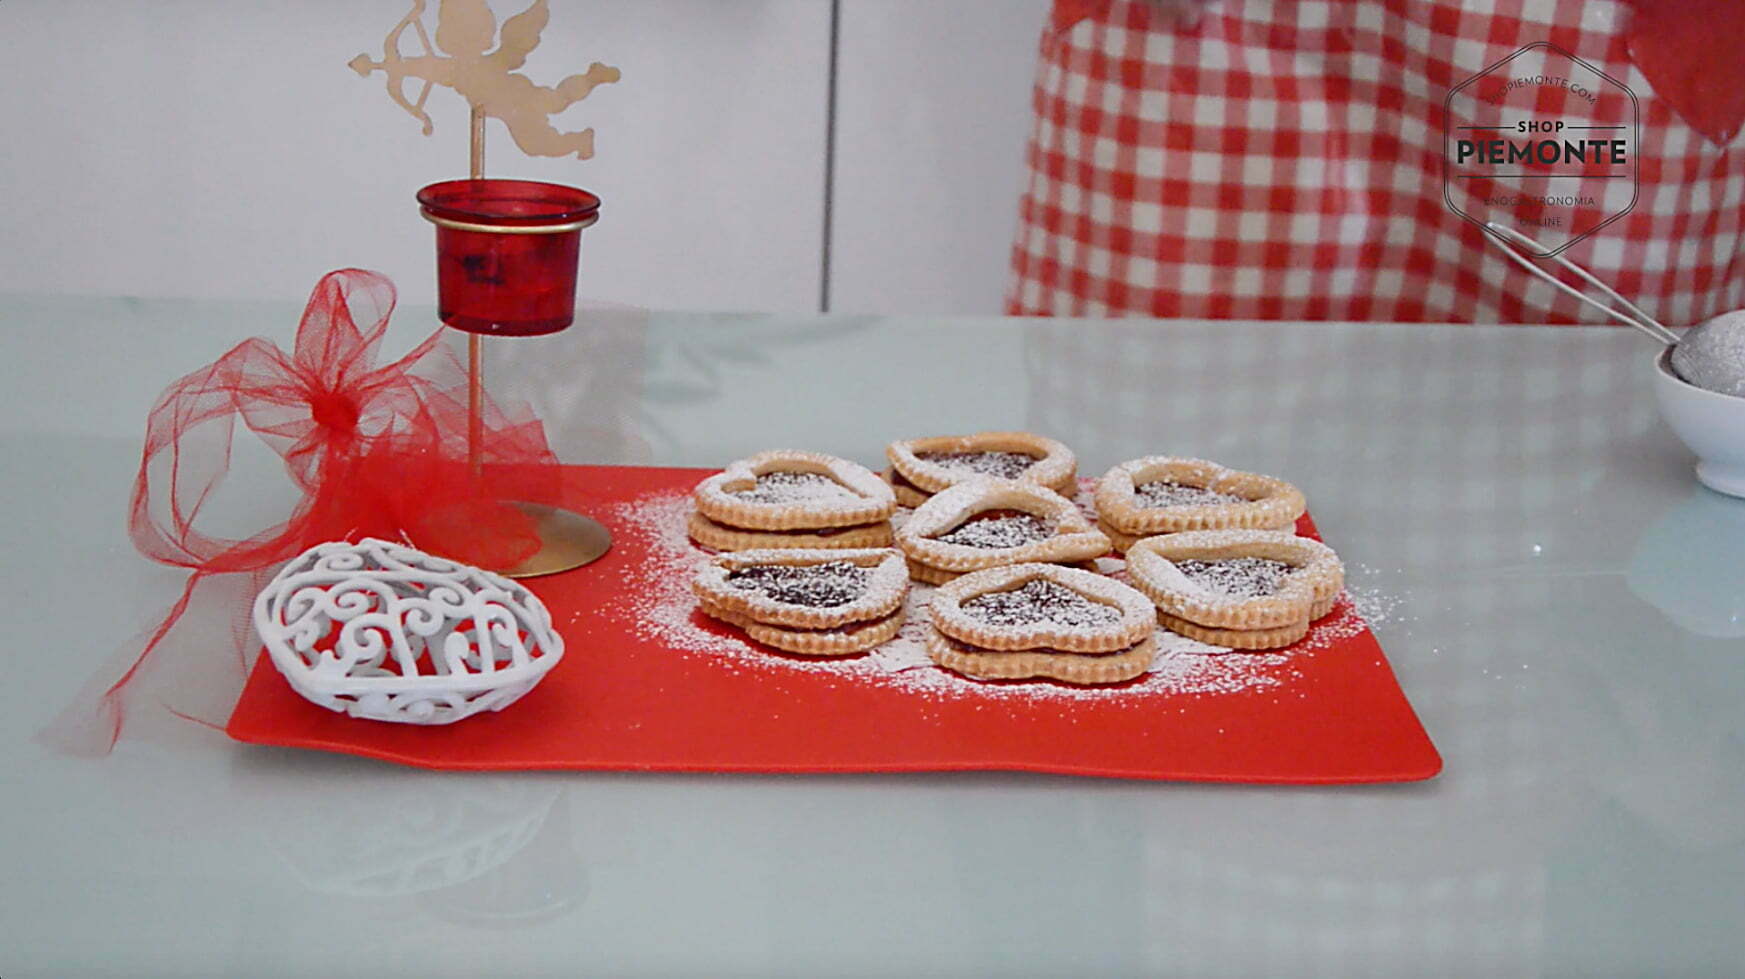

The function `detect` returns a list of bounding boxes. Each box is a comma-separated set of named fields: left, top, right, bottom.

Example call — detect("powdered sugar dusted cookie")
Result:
left=1126, top=529, right=1343, bottom=649
left=1094, top=457, right=1305, bottom=545
left=694, top=449, right=895, bottom=531
left=692, top=547, right=907, bottom=630
left=929, top=563, right=1155, bottom=653
left=692, top=547, right=909, bottom=656
left=927, top=631, right=1156, bottom=685
left=924, top=563, right=1157, bottom=684
left=703, top=602, right=906, bottom=656
left=686, top=511, right=894, bottom=552
left=886, top=431, right=1077, bottom=499
left=896, top=480, right=1110, bottom=582
left=881, top=468, right=934, bottom=509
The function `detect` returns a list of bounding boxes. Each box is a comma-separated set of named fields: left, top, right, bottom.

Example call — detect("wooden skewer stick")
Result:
left=467, top=105, right=486, bottom=482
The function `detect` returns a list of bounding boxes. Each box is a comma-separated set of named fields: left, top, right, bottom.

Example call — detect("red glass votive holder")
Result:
left=417, top=179, right=601, bottom=337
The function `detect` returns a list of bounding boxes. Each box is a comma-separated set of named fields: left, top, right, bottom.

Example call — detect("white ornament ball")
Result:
left=253, top=538, right=565, bottom=725
left=1672, top=309, right=1745, bottom=399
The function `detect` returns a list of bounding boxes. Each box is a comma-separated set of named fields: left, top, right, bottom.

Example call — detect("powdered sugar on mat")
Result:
left=606, top=488, right=1369, bottom=702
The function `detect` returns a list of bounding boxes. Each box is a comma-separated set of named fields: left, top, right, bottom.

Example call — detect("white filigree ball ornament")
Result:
left=254, top=538, right=564, bottom=724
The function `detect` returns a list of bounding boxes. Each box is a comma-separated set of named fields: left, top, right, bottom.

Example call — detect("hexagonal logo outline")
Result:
left=1443, top=41, right=1639, bottom=258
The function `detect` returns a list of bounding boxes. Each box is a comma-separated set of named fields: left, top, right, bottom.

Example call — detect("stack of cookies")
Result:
left=682, top=439, right=1345, bottom=681
left=894, top=480, right=1110, bottom=584
left=1093, top=456, right=1306, bottom=552
left=884, top=431, right=1077, bottom=507
left=693, top=547, right=909, bottom=655
left=689, top=450, right=897, bottom=551
left=925, top=564, right=1158, bottom=683
left=1124, top=530, right=1343, bottom=649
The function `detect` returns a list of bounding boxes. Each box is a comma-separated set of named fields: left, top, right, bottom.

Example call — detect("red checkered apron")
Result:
left=1008, top=0, right=1745, bottom=323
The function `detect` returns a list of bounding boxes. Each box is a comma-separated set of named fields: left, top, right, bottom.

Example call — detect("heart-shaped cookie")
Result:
left=693, top=547, right=910, bottom=655
left=1125, top=529, right=1343, bottom=633
left=896, top=480, right=1110, bottom=583
left=1095, top=457, right=1305, bottom=548
left=692, top=547, right=908, bottom=630
left=929, top=562, right=1156, bottom=653
left=886, top=431, right=1078, bottom=498
left=924, top=564, right=1157, bottom=684
left=694, top=450, right=895, bottom=531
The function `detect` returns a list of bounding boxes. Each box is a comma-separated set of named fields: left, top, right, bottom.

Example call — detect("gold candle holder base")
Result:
left=499, top=502, right=612, bottom=578
left=414, top=100, right=618, bottom=582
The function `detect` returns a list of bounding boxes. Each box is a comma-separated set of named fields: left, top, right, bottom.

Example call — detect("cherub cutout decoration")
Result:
left=351, top=0, right=620, bottom=160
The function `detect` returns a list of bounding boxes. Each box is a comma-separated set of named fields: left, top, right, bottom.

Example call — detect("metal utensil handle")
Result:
left=1483, top=222, right=1681, bottom=346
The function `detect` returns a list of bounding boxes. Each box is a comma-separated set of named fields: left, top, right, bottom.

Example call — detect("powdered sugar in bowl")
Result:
left=1653, top=345, right=1745, bottom=499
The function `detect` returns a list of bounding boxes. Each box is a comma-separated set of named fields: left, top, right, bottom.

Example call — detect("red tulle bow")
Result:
left=67, top=269, right=560, bottom=753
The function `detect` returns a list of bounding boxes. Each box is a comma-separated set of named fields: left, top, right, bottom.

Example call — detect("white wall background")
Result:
left=832, top=0, right=1047, bottom=314
left=0, top=0, right=1045, bottom=315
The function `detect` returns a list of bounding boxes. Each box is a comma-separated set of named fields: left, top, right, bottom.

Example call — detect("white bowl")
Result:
left=1653, top=347, right=1745, bottom=499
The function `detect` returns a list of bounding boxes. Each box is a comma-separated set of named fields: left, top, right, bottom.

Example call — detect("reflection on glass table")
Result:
left=2, top=294, right=1743, bottom=978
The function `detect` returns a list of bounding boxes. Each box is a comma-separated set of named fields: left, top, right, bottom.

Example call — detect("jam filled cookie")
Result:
left=881, top=470, right=934, bottom=509
left=1124, top=530, right=1343, bottom=650
left=687, top=512, right=894, bottom=552
left=925, top=564, right=1158, bottom=684
left=1094, top=457, right=1305, bottom=550
left=690, top=450, right=896, bottom=551
left=693, top=547, right=908, bottom=655
left=885, top=431, right=1077, bottom=505
left=895, top=481, right=1110, bottom=584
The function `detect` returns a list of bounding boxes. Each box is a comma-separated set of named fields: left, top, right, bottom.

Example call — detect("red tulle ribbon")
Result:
left=59, top=268, right=561, bottom=754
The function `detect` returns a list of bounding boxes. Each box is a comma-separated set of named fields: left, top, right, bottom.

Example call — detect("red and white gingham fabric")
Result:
left=1007, top=0, right=1745, bottom=324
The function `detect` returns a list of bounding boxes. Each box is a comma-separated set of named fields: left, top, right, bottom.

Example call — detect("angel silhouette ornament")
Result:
left=351, top=0, right=620, bottom=160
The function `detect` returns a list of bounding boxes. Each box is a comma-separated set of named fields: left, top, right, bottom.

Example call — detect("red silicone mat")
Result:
left=227, top=465, right=1441, bottom=783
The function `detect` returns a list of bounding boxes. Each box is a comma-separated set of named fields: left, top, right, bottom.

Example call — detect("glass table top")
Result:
left=2, top=293, right=1741, bottom=977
